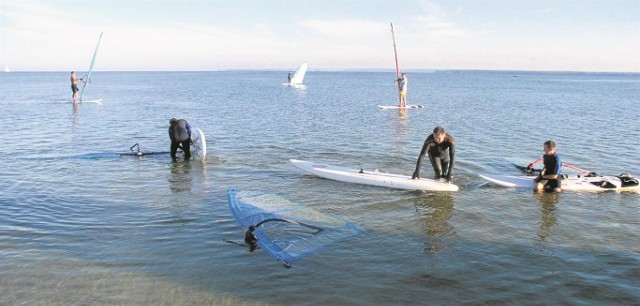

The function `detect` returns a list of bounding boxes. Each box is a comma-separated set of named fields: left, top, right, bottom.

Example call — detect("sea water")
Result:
left=0, top=70, right=639, bottom=304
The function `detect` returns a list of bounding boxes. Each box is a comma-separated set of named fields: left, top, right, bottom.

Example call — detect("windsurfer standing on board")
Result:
left=412, top=126, right=456, bottom=183
left=395, top=72, right=408, bottom=107
left=70, top=71, right=84, bottom=102
left=287, top=72, right=293, bottom=83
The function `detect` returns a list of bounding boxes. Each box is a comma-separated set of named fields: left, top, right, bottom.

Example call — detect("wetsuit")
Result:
left=169, top=119, right=192, bottom=160
left=412, top=134, right=456, bottom=180
left=535, top=153, right=562, bottom=190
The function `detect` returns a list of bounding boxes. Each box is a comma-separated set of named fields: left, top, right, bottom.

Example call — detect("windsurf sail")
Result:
left=289, top=63, right=308, bottom=84
left=227, top=189, right=362, bottom=268
left=79, top=32, right=103, bottom=102
left=390, top=23, right=401, bottom=105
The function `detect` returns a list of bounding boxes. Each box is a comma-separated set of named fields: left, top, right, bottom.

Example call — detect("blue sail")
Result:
left=79, top=32, right=103, bottom=102
left=227, top=189, right=362, bottom=267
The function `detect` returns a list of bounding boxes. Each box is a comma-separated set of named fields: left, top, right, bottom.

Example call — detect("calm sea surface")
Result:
left=1, top=70, right=639, bottom=305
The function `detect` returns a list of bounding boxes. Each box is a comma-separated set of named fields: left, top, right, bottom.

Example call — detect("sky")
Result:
left=1, top=0, right=639, bottom=72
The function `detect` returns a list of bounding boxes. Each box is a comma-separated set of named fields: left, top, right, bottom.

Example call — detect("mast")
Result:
left=79, top=32, right=103, bottom=101
left=390, top=23, right=401, bottom=104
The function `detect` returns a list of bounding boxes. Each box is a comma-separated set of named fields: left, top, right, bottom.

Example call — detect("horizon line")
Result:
left=3, top=68, right=639, bottom=74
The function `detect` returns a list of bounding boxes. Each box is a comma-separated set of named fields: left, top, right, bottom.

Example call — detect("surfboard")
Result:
left=290, top=159, right=459, bottom=191
left=190, top=127, right=206, bottom=161
left=281, top=83, right=307, bottom=89
left=479, top=174, right=640, bottom=192
left=378, top=104, right=423, bottom=109
left=63, top=99, right=103, bottom=104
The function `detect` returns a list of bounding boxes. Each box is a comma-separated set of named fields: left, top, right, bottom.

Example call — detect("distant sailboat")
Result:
left=377, top=23, right=423, bottom=109
left=283, top=63, right=308, bottom=87
left=3, top=65, right=9, bottom=73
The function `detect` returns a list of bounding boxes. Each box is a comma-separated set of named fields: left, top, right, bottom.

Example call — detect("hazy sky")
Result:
left=1, top=0, right=639, bottom=72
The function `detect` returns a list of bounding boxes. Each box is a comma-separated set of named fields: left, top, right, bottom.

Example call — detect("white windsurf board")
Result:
left=479, top=174, right=639, bottom=192
left=191, top=127, right=207, bottom=161
left=378, top=104, right=423, bottom=109
left=62, top=99, right=103, bottom=104
left=290, top=159, right=458, bottom=191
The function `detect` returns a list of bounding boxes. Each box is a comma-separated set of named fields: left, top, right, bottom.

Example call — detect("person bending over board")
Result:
left=70, top=71, right=84, bottom=102
left=168, top=118, right=192, bottom=161
left=395, top=73, right=408, bottom=107
left=528, top=140, right=562, bottom=192
left=412, top=126, right=456, bottom=183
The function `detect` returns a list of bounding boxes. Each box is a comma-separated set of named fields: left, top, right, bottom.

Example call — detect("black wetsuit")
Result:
left=412, top=134, right=456, bottom=180
left=535, top=153, right=562, bottom=190
left=168, top=119, right=192, bottom=160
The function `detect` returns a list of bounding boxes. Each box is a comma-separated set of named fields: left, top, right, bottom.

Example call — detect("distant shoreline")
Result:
left=3, top=69, right=639, bottom=75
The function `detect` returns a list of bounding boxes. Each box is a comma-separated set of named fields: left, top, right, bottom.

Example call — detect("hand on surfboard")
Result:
left=412, top=172, right=453, bottom=183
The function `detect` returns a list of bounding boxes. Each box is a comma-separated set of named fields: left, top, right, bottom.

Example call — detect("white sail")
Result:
left=3, top=65, right=9, bottom=73
left=289, top=63, right=307, bottom=84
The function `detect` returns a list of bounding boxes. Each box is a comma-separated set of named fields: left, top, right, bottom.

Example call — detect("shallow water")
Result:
left=1, top=70, right=639, bottom=304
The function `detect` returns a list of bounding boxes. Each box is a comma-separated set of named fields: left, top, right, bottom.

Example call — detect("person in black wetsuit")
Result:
left=531, top=140, right=562, bottom=192
left=412, top=126, right=456, bottom=183
left=168, top=118, right=192, bottom=161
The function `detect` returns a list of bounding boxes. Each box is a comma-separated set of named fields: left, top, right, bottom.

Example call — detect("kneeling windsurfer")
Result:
left=528, top=140, right=562, bottom=192
left=412, top=126, right=456, bottom=183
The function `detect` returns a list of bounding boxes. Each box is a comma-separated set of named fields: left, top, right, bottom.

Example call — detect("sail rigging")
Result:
left=390, top=23, right=401, bottom=104
left=289, top=63, right=308, bottom=84
left=79, top=32, right=103, bottom=101
left=227, top=189, right=361, bottom=267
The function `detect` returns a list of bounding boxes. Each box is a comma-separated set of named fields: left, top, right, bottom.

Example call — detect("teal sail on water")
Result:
left=79, top=32, right=103, bottom=102
left=227, top=189, right=362, bottom=268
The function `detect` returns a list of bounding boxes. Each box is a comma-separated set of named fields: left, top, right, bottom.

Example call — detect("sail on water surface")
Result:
left=227, top=189, right=362, bottom=268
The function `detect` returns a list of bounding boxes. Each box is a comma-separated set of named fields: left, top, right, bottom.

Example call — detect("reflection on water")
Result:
left=391, top=108, right=408, bottom=152
left=169, top=161, right=193, bottom=193
left=72, top=103, right=79, bottom=136
left=396, top=108, right=407, bottom=121
left=413, top=193, right=455, bottom=253
left=535, top=192, right=559, bottom=240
